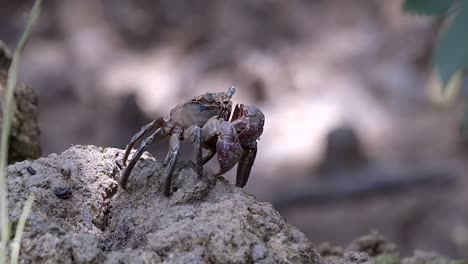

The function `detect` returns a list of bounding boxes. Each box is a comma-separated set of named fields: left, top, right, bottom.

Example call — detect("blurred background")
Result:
left=2, top=0, right=468, bottom=258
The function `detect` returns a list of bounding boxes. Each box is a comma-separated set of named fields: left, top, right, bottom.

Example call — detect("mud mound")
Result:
left=318, top=231, right=463, bottom=264
left=6, top=145, right=318, bottom=263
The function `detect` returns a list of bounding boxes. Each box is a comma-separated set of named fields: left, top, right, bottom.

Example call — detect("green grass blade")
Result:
left=9, top=195, right=34, bottom=264
left=404, top=0, right=457, bottom=16
left=0, top=1, right=41, bottom=263
left=434, top=4, right=468, bottom=87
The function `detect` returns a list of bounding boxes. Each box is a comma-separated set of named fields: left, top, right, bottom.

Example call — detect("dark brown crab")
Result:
left=119, top=87, right=265, bottom=196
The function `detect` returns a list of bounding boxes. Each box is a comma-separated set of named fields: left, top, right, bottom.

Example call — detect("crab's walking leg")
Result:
left=163, top=133, right=182, bottom=196
left=183, top=125, right=204, bottom=177
left=236, top=141, right=257, bottom=187
left=122, top=117, right=164, bottom=166
left=120, top=127, right=162, bottom=189
left=195, top=126, right=203, bottom=176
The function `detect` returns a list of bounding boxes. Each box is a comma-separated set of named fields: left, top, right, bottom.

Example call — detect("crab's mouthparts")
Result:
left=218, top=107, right=229, bottom=121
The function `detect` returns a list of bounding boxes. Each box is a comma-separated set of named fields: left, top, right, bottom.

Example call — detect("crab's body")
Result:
left=170, top=91, right=233, bottom=127
left=119, top=87, right=264, bottom=196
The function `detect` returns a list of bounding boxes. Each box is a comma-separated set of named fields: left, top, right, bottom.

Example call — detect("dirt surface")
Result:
left=6, top=145, right=318, bottom=263
left=5, top=144, right=463, bottom=263
left=0, top=41, right=41, bottom=163
left=318, top=231, right=463, bottom=264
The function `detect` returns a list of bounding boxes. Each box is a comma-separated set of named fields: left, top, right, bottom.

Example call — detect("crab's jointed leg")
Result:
left=120, top=127, right=163, bottom=189
left=122, top=117, right=165, bottom=167
left=195, top=126, right=203, bottom=176
left=163, top=132, right=182, bottom=196
left=183, top=125, right=204, bottom=177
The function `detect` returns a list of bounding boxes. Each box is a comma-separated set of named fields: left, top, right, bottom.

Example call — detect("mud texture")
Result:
left=0, top=41, right=41, bottom=163
left=318, top=231, right=464, bottom=264
left=6, top=145, right=318, bottom=263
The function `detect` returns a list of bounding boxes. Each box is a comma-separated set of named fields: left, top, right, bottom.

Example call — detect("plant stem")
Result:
left=0, top=1, right=41, bottom=263
left=9, top=195, right=34, bottom=264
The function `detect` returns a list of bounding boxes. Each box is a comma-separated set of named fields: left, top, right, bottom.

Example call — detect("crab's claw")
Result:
left=236, top=141, right=257, bottom=187
left=214, top=135, right=243, bottom=177
left=230, top=104, right=265, bottom=187
left=231, top=104, right=265, bottom=146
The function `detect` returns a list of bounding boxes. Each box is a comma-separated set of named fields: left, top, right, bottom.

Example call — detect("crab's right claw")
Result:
left=231, top=104, right=265, bottom=188
left=213, top=137, right=242, bottom=177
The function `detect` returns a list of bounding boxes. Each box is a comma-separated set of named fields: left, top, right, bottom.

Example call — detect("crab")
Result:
left=119, top=87, right=265, bottom=196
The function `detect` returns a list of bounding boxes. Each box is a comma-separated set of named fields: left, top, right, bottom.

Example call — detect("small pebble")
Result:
left=26, top=166, right=36, bottom=175
left=185, top=212, right=195, bottom=220
left=102, top=239, right=113, bottom=251
left=53, top=187, right=72, bottom=199
left=252, top=244, right=267, bottom=261
left=60, top=167, right=71, bottom=178
left=82, top=208, right=93, bottom=230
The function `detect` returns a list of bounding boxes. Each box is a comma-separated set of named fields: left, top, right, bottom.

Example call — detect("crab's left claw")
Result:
left=213, top=136, right=243, bottom=177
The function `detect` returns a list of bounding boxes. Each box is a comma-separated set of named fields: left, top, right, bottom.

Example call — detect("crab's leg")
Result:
left=183, top=125, right=203, bottom=177
left=120, top=127, right=163, bottom=189
left=163, top=133, right=181, bottom=196
left=236, top=141, right=257, bottom=187
left=195, top=126, right=203, bottom=176
left=122, top=117, right=165, bottom=166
